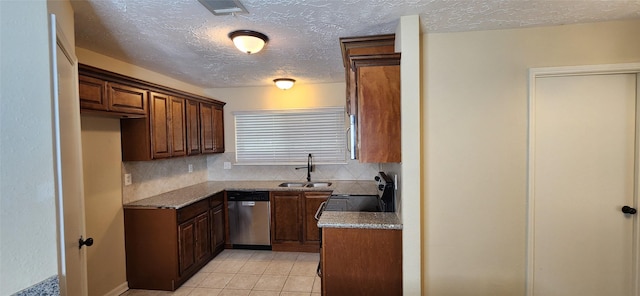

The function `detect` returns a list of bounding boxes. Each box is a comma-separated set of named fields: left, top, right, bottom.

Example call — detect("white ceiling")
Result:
left=72, top=0, right=640, bottom=89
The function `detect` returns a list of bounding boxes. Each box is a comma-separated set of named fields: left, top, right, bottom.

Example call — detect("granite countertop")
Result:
left=317, top=211, right=403, bottom=230
left=123, top=180, right=378, bottom=209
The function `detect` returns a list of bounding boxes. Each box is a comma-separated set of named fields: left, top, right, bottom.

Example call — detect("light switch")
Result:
left=188, top=164, right=193, bottom=173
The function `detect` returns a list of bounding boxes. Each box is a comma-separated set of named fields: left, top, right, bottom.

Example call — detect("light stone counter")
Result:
left=123, top=180, right=378, bottom=209
left=317, top=211, right=402, bottom=230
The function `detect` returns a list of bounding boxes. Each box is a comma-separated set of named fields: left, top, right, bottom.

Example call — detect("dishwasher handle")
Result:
left=314, top=201, right=327, bottom=221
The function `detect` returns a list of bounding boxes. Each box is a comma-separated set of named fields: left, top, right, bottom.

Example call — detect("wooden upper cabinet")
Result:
left=354, top=56, right=401, bottom=163
left=79, top=64, right=225, bottom=161
left=340, top=34, right=401, bottom=163
left=79, top=75, right=108, bottom=111
left=186, top=100, right=201, bottom=155
left=78, top=74, right=147, bottom=117
left=149, top=93, right=187, bottom=159
left=150, top=93, right=172, bottom=159
left=109, top=82, right=147, bottom=115
left=339, top=34, right=396, bottom=115
left=200, top=102, right=224, bottom=154
left=170, top=96, right=187, bottom=157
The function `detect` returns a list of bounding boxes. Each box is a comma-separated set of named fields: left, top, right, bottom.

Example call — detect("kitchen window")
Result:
left=234, top=107, right=347, bottom=165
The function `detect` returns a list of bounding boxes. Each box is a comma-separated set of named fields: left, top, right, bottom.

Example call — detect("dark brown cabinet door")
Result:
left=303, top=192, right=330, bottom=243
left=186, top=100, right=201, bottom=155
left=357, top=64, right=400, bottom=163
left=78, top=75, right=108, bottom=111
left=200, top=102, right=225, bottom=154
left=149, top=93, right=187, bottom=159
left=212, top=107, right=224, bottom=152
left=170, top=96, right=187, bottom=157
left=211, top=203, right=225, bottom=253
left=109, top=82, right=147, bottom=115
left=150, top=92, right=172, bottom=159
left=178, top=220, right=195, bottom=275
left=178, top=212, right=210, bottom=276
left=271, top=192, right=302, bottom=243
left=194, top=213, right=211, bottom=264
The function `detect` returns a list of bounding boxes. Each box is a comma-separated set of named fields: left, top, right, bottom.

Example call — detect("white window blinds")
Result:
left=234, top=107, right=347, bottom=165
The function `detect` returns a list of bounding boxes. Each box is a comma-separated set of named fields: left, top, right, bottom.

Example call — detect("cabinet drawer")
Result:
left=209, top=194, right=223, bottom=208
left=177, top=199, right=209, bottom=224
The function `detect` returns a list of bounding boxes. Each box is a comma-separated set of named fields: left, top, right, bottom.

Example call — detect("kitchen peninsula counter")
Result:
left=123, top=180, right=378, bottom=209
left=317, top=211, right=402, bottom=230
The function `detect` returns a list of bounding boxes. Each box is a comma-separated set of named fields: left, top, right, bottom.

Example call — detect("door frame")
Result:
left=526, top=63, right=640, bottom=296
left=50, top=14, right=88, bottom=295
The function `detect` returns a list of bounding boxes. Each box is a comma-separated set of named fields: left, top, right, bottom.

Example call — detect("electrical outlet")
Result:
left=124, top=173, right=132, bottom=186
left=188, top=164, right=193, bottom=173
left=224, top=162, right=231, bottom=169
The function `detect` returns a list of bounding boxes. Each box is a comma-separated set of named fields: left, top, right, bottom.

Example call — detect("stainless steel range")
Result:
left=321, top=171, right=395, bottom=213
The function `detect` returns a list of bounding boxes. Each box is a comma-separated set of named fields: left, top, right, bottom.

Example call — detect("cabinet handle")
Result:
left=315, top=201, right=327, bottom=221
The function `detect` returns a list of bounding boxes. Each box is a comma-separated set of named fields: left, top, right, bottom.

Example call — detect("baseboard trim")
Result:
left=103, top=282, right=129, bottom=296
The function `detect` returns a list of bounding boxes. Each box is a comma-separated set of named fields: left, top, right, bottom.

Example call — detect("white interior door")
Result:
left=50, top=14, right=88, bottom=296
left=529, top=71, right=638, bottom=296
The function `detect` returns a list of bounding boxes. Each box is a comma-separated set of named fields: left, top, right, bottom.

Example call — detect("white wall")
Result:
left=0, top=1, right=57, bottom=294
left=423, top=19, right=640, bottom=295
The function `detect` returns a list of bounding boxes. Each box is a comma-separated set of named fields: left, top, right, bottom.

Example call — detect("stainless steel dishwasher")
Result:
left=227, top=191, right=271, bottom=249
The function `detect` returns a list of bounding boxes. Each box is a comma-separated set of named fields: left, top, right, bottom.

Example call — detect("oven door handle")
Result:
left=314, top=201, right=327, bottom=221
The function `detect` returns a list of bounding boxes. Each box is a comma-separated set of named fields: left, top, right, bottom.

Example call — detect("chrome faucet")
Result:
left=295, top=153, right=313, bottom=182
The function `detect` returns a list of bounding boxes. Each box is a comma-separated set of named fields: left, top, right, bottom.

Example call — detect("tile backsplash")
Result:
left=122, top=152, right=380, bottom=203
left=122, top=155, right=208, bottom=204
left=207, top=152, right=380, bottom=181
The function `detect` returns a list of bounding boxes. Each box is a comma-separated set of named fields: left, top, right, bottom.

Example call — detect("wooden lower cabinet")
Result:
left=271, top=191, right=329, bottom=252
left=178, top=212, right=210, bottom=275
left=321, top=227, right=402, bottom=296
left=124, top=195, right=225, bottom=291
left=209, top=192, right=225, bottom=255
left=303, top=192, right=330, bottom=243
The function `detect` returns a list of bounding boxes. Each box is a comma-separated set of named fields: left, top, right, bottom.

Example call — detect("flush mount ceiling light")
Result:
left=274, top=78, right=296, bottom=90
left=228, top=30, right=268, bottom=54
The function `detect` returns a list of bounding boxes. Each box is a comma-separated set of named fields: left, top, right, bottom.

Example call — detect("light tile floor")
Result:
left=121, top=249, right=321, bottom=296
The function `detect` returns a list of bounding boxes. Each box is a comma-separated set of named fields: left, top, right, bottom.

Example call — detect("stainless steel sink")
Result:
left=278, top=182, right=307, bottom=187
left=306, top=182, right=332, bottom=187
left=278, top=182, right=332, bottom=188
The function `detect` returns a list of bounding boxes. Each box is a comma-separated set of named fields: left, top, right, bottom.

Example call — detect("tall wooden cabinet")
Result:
left=340, top=34, right=401, bottom=163
left=78, top=64, right=225, bottom=161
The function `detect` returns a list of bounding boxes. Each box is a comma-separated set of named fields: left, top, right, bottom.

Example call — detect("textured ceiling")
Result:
left=72, top=0, right=640, bottom=88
